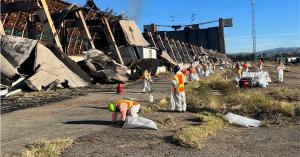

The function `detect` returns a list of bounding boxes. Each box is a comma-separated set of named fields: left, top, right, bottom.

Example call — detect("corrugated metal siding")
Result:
left=157, top=27, right=224, bottom=53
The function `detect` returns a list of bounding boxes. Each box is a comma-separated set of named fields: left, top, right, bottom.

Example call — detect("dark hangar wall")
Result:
left=157, top=27, right=226, bottom=54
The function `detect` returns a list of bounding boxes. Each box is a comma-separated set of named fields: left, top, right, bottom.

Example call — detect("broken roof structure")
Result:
left=1, top=0, right=230, bottom=92
left=1, top=35, right=90, bottom=91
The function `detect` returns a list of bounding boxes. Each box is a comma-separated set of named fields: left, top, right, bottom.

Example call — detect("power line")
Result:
left=156, top=19, right=218, bottom=28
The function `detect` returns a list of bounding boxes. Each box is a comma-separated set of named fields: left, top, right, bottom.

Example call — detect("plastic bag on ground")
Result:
left=123, top=116, right=158, bottom=130
left=224, top=112, right=262, bottom=127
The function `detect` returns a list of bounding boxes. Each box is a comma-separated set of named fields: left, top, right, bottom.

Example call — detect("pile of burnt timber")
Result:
left=0, top=0, right=230, bottom=95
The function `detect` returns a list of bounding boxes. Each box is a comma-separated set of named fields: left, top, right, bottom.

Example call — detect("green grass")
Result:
left=173, top=112, right=226, bottom=149
left=22, top=138, right=74, bottom=157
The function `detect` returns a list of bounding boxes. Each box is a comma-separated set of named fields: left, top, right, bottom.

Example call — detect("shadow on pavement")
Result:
left=80, top=106, right=107, bottom=110
left=63, top=120, right=112, bottom=126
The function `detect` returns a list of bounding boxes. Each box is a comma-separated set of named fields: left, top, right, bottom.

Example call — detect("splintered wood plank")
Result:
left=38, top=0, right=63, bottom=52
left=145, top=32, right=157, bottom=48
left=163, top=36, right=177, bottom=62
left=175, top=40, right=187, bottom=63
left=77, top=10, right=95, bottom=49
left=102, top=17, right=124, bottom=65
left=170, top=38, right=183, bottom=63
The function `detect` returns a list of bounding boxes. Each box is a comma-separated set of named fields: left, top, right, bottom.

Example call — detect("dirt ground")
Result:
left=1, top=63, right=300, bottom=157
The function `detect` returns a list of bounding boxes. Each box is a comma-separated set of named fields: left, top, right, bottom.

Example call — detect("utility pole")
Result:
left=251, top=0, right=256, bottom=61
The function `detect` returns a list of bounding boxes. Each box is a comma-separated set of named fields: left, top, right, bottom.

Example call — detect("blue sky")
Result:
left=69, top=0, right=300, bottom=53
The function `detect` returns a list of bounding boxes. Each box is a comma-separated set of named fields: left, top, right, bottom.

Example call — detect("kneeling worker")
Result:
left=108, top=99, right=140, bottom=127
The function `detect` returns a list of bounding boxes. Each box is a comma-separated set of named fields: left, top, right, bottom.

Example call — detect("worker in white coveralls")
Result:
left=203, top=63, right=209, bottom=77
left=171, top=66, right=187, bottom=112
left=277, top=62, right=285, bottom=83
left=189, top=64, right=199, bottom=81
left=208, top=62, right=214, bottom=74
left=142, top=70, right=152, bottom=93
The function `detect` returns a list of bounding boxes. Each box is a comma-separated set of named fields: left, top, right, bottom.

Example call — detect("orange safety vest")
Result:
left=173, top=72, right=185, bottom=92
left=116, top=99, right=138, bottom=109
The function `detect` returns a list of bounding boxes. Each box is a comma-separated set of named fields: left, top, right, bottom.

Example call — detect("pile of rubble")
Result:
left=0, top=0, right=230, bottom=96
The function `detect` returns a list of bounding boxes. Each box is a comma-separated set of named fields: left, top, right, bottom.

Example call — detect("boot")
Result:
left=114, top=122, right=118, bottom=128
left=120, top=120, right=125, bottom=127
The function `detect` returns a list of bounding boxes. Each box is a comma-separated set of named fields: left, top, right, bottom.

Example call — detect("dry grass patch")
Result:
left=158, top=97, right=171, bottom=109
left=223, top=90, right=299, bottom=117
left=157, top=115, right=177, bottom=126
left=22, top=138, right=74, bottom=157
left=186, top=73, right=299, bottom=119
left=141, top=104, right=160, bottom=113
left=268, top=88, right=300, bottom=102
left=173, top=112, right=226, bottom=149
left=142, top=97, right=171, bottom=113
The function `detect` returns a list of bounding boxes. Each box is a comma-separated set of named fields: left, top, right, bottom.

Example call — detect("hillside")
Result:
left=258, top=47, right=300, bottom=57
left=230, top=47, right=300, bottom=57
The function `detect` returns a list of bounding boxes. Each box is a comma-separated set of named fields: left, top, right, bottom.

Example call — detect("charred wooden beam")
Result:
left=27, top=14, right=37, bottom=39
left=186, top=43, right=196, bottom=60
left=155, top=34, right=166, bottom=51
left=64, top=19, right=103, bottom=28
left=77, top=10, right=95, bottom=49
left=170, top=39, right=183, bottom=63
left=37, top=0, right=63, bottom=52
left=1, top=0, right=39, bottom=13
left=54, top=4, right=80, bottom=28
left=182, top=42, right=192, bottom=62
left=175, top=40, right=188, bottom=63
left=144, top=32, right=157, bottom=49
left=163, top=36, right=177, bottom=62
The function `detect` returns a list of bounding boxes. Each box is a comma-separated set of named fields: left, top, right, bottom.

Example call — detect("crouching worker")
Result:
left=107, top=99, right=141, bottom=127
left=171, top=66, right=187, bottom=112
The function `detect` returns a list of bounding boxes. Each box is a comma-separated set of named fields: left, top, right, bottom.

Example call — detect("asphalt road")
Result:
left=1, top=76, right=171, bottom=155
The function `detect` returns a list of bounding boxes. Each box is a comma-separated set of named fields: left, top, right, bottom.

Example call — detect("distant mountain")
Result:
left=257, top=47, right=300, bottom=57
left=230, top=47, right=300, bottom=57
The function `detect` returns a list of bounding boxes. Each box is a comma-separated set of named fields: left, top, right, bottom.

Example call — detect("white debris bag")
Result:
left=0, top=88, right=8, bottom=96
left=224, top=112, right=262, bottom=127
left=123, top=116, right=158, bottom=130
left=242, top=71, right=271, bottom=87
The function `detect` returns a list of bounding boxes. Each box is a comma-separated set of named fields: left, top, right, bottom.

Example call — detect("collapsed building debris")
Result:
left=1, top=35, right=90, bottom=91
left=78, top=49, right=128, bottom=83
left=1, top=0, right=231, bottom=93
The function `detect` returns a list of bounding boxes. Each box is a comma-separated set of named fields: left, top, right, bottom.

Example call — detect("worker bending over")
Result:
left=108, top=99, right=140, bottom=127
left=171, top=66, right=187, bottom=112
